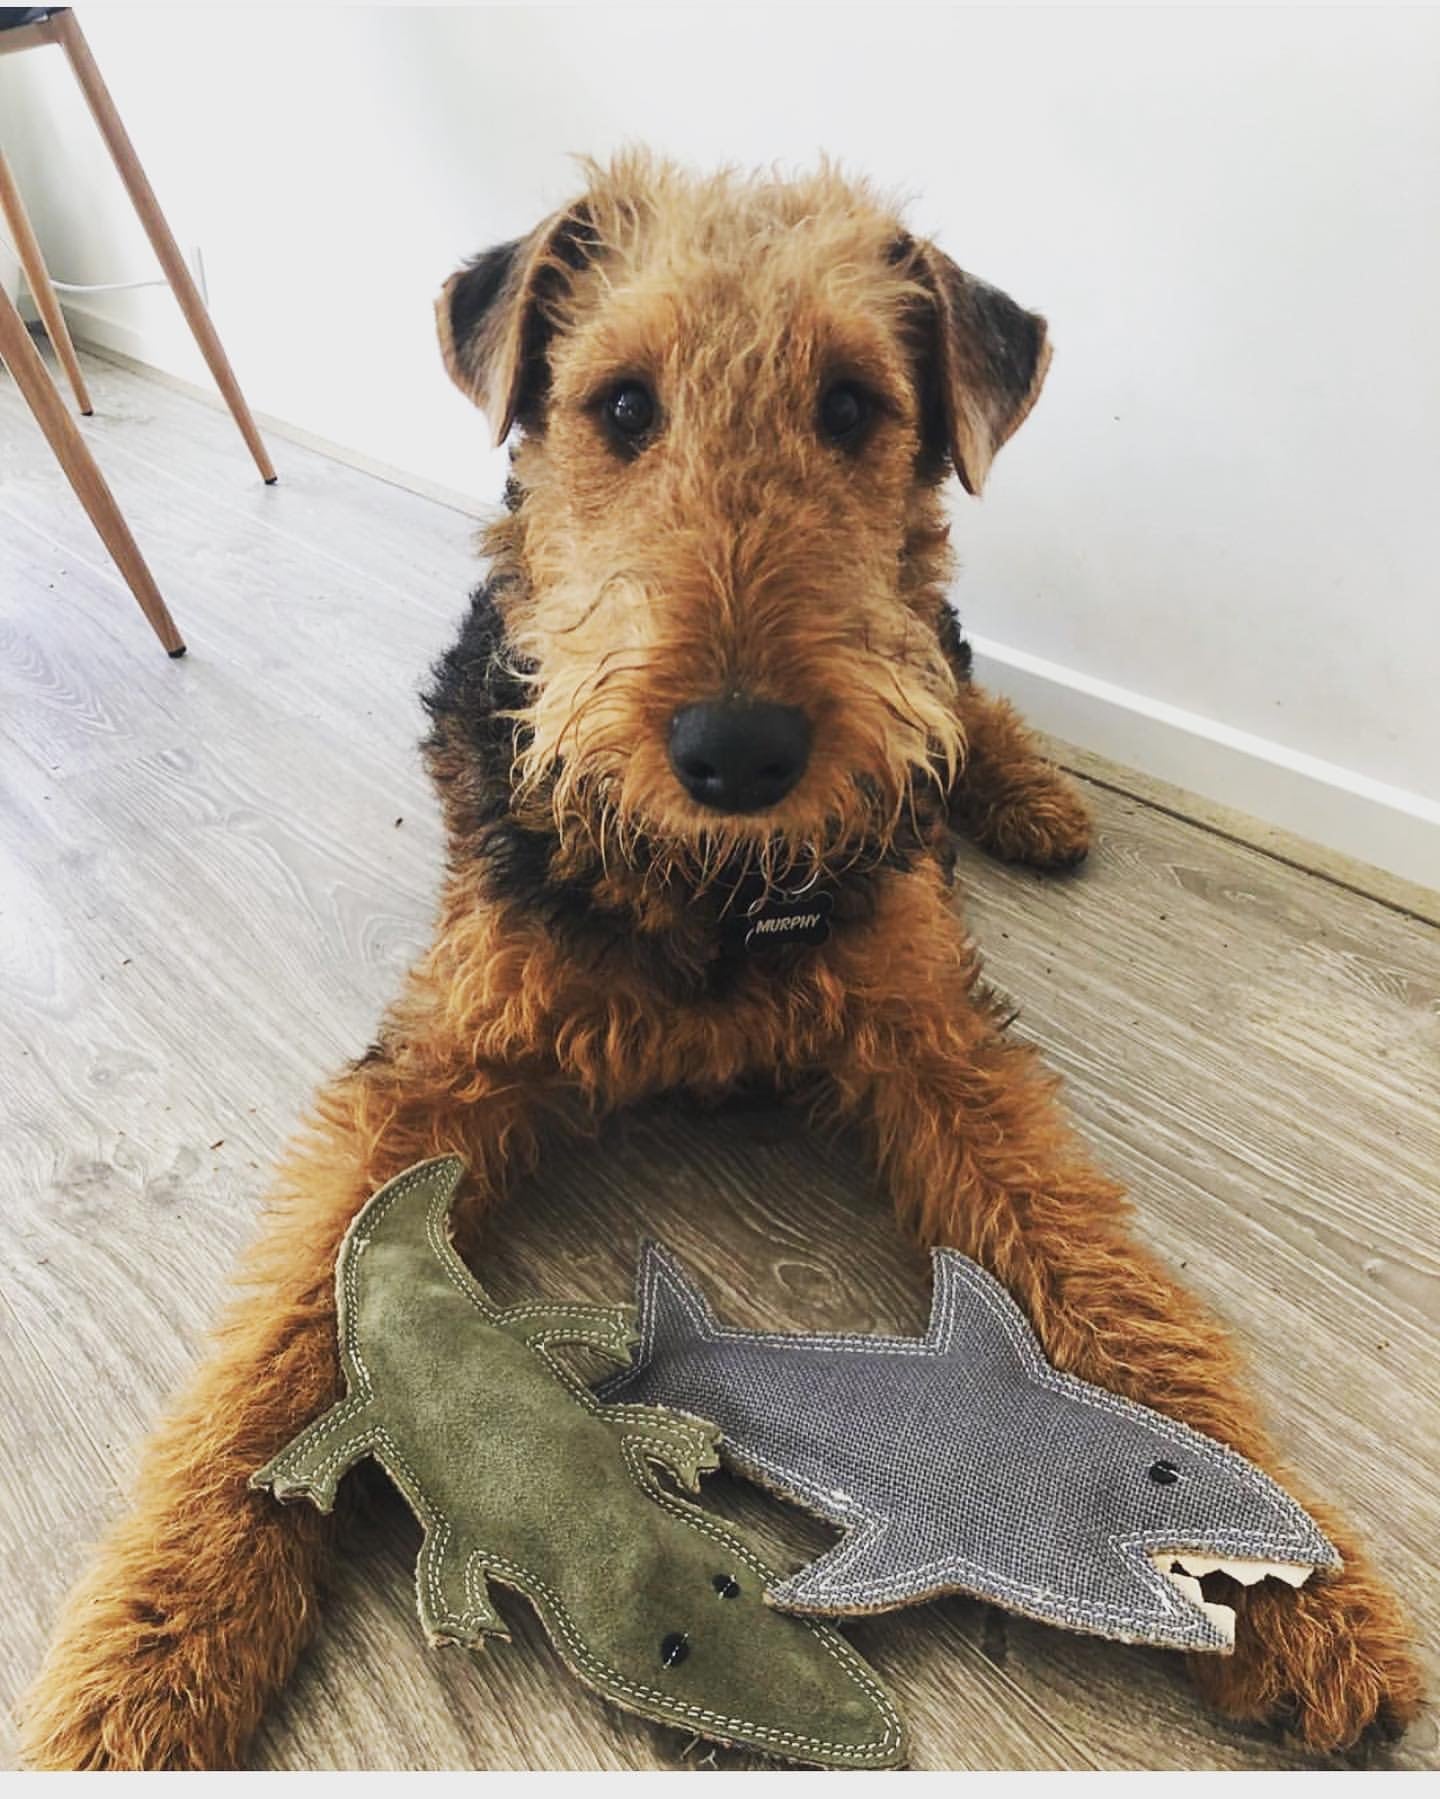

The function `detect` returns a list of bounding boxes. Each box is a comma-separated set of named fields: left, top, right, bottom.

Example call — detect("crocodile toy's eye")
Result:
left=712, top=1573, right=740, bottom=1598
left=1149, top=1460, right=1183, bottom=1486
left=660, top=1630, right=690, bottom=1666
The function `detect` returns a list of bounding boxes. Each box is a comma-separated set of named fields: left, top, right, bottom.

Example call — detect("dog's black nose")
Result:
left=668, top=700, right=812, bottom=813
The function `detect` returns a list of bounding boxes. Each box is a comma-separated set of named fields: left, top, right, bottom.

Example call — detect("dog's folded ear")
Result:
left=909, top=240, right=1052, bottom=497
left=436, top=205, right=598, bottom=446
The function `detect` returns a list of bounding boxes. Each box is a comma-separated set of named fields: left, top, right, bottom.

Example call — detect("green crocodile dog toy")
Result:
left=251, top=1157, right=904, bottom=1768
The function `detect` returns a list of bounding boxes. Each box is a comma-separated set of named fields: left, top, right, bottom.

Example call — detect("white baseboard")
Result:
left=59, top=314, right=1439, bottom=897
left=970, top=636, right=1440, bottom=894
left=59, top=300, right=194, bottom=380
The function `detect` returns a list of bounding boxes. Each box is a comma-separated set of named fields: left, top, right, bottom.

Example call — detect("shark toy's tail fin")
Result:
left=597, top=1242, right=719, bottom=1403
left=637, top=1240, right=720, bottom=1343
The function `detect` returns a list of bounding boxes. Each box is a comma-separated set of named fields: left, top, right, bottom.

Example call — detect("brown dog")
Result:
left=20, top=153, right=1419, bottom=1768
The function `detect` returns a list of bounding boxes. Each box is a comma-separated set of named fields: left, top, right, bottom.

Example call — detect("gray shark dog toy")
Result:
left=598, top=1243, right=1339, bottom=1652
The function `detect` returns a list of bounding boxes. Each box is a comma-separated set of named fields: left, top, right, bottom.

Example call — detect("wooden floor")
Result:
left=1, top=347, right=1436, bottom=1772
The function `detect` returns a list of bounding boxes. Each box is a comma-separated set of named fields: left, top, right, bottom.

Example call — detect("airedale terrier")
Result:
left=22, top=154, right=1419, bottom=1768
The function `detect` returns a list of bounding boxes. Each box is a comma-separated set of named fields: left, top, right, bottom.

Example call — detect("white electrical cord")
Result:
left=0, top=228, right=169, bottom=293
left=48, top=275, right=166, bottom=293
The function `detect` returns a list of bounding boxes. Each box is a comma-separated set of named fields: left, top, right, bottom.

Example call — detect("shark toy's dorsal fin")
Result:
left=925, top=1249, right=1048, bottom=1378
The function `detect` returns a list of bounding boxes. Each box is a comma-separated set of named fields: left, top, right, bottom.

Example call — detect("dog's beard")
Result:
left=501, top=641, right=963, bottom=903
left=514, top=758, right=948, bottom=905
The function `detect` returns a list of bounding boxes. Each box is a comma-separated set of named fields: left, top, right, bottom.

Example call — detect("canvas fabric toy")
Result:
left=251, top=1158, right=905, bottom=1769
left=598, top=1242, right=1340, bottom=1650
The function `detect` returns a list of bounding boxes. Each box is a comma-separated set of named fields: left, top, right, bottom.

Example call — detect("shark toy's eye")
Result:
left=1149, top=1460, right=1183, bottom=1486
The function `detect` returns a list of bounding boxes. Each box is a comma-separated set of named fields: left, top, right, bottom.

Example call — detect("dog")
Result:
left=21, top=153, right=1419, bottom=1768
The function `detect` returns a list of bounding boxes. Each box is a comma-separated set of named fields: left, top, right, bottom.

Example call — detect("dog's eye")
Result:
left=603, top=381, right=656, bottom=445
left=818, top=381, right=870, bottom=446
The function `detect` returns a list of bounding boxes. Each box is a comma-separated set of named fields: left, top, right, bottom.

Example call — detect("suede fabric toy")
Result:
left=251, top=1159, right=905, bottom=1769
left=598, top=1242, right=1339, bottom=1650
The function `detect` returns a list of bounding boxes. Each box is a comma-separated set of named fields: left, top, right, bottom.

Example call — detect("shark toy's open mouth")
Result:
left=1151, top=1552, right=1316, bottom=1644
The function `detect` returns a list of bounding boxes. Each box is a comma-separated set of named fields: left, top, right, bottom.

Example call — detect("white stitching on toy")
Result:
left=602, top=1240, right=1332, bottom=1633
left=259, top=1159, right=902, bottom=1761
left=366, top=1410, right=901, bottom=1755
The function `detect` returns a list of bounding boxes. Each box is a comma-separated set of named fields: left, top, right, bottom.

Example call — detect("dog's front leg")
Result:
left=935, top=614, right=1091, bottom=870
left=948, top=680, right=1093, bottom=870
left=19, top=989, right=566, bottom=1771
left=820, top=891, right=1420, bottom=1754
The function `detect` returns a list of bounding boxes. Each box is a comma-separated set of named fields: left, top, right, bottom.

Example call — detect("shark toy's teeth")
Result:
left=1162, top=1566, right=1237, bottom=1644
left=1168, top=1552, right=1316, bottom=1590
left=1169, top=1555, right=1255, bottom=1584
left=1151, top=1551, right=1317, bottom=1640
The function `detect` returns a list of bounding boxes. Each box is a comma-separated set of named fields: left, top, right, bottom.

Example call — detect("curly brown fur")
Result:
left=20, top=153, right=1419, bottom=1769
left=938, top=607, right=1092, bottom=868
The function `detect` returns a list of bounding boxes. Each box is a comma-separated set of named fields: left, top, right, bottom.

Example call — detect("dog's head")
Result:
left=434, top=153, right=1048, bottom=893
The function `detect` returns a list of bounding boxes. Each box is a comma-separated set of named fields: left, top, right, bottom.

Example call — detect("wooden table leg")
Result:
left=50, top=8, right=278, bottom=485
left=0, top=146, right=94, bottom=415
left=0, top=281, right=185, bottom=656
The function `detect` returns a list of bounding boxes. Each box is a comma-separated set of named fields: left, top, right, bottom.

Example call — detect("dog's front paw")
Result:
left=20, top=1494, right=323, bottom=1770
left=1188, top=1546, right=1423, bottom=1759
left=964, top=767, right=1093, bottom=871
left=20, top=1593, right=245, bottom=1770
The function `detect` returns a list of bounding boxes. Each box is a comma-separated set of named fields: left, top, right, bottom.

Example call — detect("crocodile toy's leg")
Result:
left=413, top=1524, right=506, bottom=1647
left=19, top=968, right=575, bottom=1771
left=611, top=1410, right=722, bottom=1494
left=501, top=1306, right=720, bottom=1491
left=250, top=1396, right=378, bottom=1515
left=498, top=1300, right=636, bottom=1366
left=819, top=875, right=1422, bottom=1756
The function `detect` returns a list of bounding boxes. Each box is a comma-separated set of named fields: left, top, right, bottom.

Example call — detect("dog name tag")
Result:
left=728, top=888, right=834, bottom=951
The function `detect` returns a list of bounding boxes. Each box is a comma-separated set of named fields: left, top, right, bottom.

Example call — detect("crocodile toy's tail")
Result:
left=250, top=1395, right=378, bottom=1515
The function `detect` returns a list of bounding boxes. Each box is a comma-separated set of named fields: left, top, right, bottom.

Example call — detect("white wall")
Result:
left=2, top=4, right=1437, bottom=884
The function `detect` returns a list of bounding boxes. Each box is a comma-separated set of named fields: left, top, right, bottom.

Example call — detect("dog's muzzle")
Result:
left=668, top=698, right=811, bottom=813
